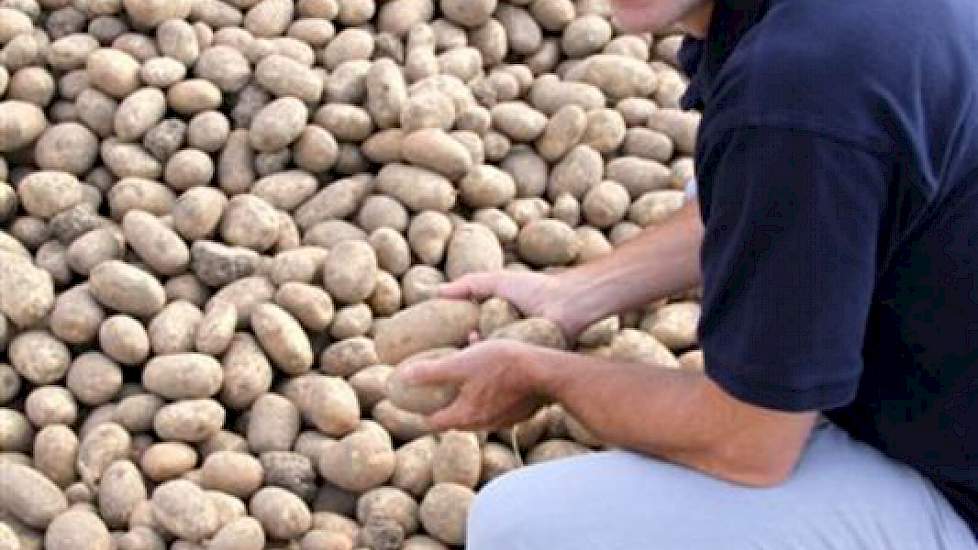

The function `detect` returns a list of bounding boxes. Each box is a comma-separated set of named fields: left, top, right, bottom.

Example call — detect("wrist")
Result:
left=543, top=269, right=597, bottom=337
left=548, top=267, right=617, bottom=337
left=519, top=344, right=569, bottom=402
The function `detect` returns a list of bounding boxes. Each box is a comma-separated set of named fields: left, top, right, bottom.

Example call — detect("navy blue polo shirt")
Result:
left=683, top=0, right=978, bottom=536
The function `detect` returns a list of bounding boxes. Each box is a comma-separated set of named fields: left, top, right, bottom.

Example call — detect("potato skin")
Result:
left=374, top=299, right=480, bottom=364
left=151, top=479, right=220, bottom=543
left=0, top=462, right=68, bottom=528
left=386, top=348, right=458, bottom=415
left=0, top=1, right=711, bottom=542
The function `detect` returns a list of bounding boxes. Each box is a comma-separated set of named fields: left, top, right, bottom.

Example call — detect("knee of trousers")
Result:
left=466, top=467, right=556, bottom=549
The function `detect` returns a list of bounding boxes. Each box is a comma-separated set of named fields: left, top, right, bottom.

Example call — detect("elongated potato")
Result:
left=374, top=300, right=479, bottom=364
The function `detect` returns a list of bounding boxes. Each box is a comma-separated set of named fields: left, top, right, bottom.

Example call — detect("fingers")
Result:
left=468, top=330, right=481, bottom=345
left=427, top=401, right=480, bottom=432
left=399, top=358, right=468, bottom=386
left=438, top=272, right=499, bottom=301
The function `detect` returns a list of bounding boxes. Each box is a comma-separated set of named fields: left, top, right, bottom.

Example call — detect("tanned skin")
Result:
left=403, top=1, right=818, bottom=488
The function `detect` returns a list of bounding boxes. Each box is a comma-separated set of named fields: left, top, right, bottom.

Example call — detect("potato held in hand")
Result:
left=387, top=348, right=459, bottom=415
left=375, top=299, right=480, bottom=364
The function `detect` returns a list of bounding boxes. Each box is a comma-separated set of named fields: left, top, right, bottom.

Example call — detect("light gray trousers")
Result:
left=467, top=423, right=977, bottom=549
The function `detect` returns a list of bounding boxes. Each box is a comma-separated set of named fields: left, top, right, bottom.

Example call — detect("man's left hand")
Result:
left=400, top=339, right=549, bottom=432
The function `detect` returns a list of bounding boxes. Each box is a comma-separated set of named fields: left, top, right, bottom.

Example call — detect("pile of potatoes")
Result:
left=0, top=0, right=705, bottom=548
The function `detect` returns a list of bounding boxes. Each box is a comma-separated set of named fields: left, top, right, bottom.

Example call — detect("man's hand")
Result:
left=400, top=339, right=547, bottom=432
left=440, top=201, right=706, bottom=342
left=439, top=271, right=595, bottom=340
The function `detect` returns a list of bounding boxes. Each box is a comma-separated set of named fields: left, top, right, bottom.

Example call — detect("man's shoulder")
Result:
left=704, top=0, right=978, bottom=150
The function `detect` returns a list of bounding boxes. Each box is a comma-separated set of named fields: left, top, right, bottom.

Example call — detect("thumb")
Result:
left=427, top=401, right=476, bottom=431
left=438, top=272, right=501, bottom=301
left=400, top=357, right=468, bottom=386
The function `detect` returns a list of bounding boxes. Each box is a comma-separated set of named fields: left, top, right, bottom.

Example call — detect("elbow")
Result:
left=696, top=445, right=802, bottom=488
left=720, top=461, right=795, bottom=488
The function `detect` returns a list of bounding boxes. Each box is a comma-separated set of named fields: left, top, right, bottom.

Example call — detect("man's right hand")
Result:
left=438, top=201, right=706, bottom=344
left=438, top=270, right=593, bottom=340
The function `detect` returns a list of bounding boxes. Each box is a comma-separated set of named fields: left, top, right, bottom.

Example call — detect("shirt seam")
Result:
left=704, top=351, right=862, bottom=412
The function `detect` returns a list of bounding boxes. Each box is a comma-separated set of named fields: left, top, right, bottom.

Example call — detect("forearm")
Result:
left=529, top=347, right=815, bottom=486
left=561, top=200, right=704, bottom=324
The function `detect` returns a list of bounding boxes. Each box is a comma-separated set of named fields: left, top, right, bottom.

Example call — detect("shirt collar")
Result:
left=679, top=0, right=772, bottom=111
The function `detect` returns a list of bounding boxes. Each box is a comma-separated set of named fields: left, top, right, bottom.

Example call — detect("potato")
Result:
left=529, top=74, right=604, bottom=115
left=553, top=192, right=581, bottom=226
left=219, top=194, right=280, bottom=252
left=518, top=218, right=579, bottom=266
left=32, top=424, right=78, bottom=489
left=323, top=240, right=378, bottom=304
left=259, top=451, right=318, bottom=502
left=248, top=487, right=311, bottom=541
left=373, top=399, right=431, bottom=442
left=141, top=439, right=199, bottom=482
left=432, top=431, right=480, bottom=489
left=445, top=222, right=504, bottom=280
left=89, top=261, right=166, bottom=318
left=248, top=97, right=308, bottom=153
left=247, top=393, right=300, bottom=453
left=0, top=253, right=55, bottom=328
left=405, top=211, right=451, bottom=266
left=489, top=317, right=567, bottom=349
left=596, top=328, right=679, bottom=368
left=220, top=333, right=274, bottom=410
left=44, top=507, right=111, bottom=550
left=527, top=438, right=589, bottom=463
left=0, top=0, right=714, bottom=540
left=34, top=123, right=99, bottom=175
left=385, top=348, right=458, bottom=415
left=459, top=164, right=517, bottom=209
left=375, top=299, right=480, bottom=364
left=0, top=462, right=68, bottom=528
left=86, top=48, right=141, bottom=98
left=49, top=285, right=105, bottom=345
left=391, top=435, right=436, bottom=498
left=400, top=128, right=472, bottom=181
left=357, top=486, right=419, bottom=538
left=113, top=393, right=164, bottom=433
left=318, top=422, right=396, bottom=492
left=0, top=99, right=46, bottom=152
left=98, top=459, right=146, bottom=529
left=280, top=374, right=360, bottom=437
left=18, top=171, right=83, bottom=219
left=480, top=441, right=520, bottom=483
left=327, top=304, right=370, bottom=339
left=419, top=483, right=473, bottom=546
left=76, top=421, right=131, bottom=489
left=198, top=451, right=264, bottom=499
left=151, top=479, right=219, bottom=543
left=153, top=399, right=225, bottom=443
left=65, top=351, right=123, bottom=406
left=628, top=190, right=686, bottom=226
left=98, top=315, right=149, bottom=366
left=9, top=330, right=70, bottom=385
left=375, top=163, right=457, bottom=213
left=647, top=108, right=700, bottom=155
left=678, top=349, right=705, bottom=372
left=367, top=227, right=410, bottom=277
left=251, top=303, right=314, bottom=375
left=142, top=354, right=223, bottom=400
left=641, top=302, right=700, bottom=351
left=0, top=408, right=33, bottom=453
left=122, top=211, right=190, bottom=277
left=349, top=364, right=394, bottom=411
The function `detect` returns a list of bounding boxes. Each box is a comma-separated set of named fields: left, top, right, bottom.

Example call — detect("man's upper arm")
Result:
left=696, top=125, right=888, bottom=413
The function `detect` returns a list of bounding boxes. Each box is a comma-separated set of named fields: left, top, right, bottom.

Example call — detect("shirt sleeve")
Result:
left=697, top=125, right=888, bottom=412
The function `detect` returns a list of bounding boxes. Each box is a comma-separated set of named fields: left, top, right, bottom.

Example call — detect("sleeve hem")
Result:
left=705, top=358, right=860, bottom=413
